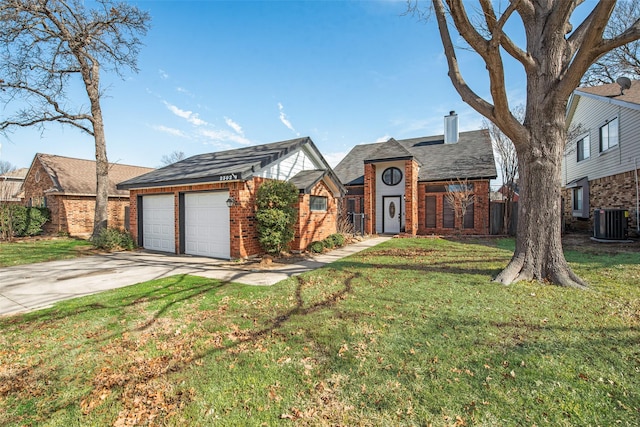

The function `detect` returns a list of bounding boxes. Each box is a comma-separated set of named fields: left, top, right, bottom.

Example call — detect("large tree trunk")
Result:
left=494, top=100, right=587, bottom=289
left=87, top=63, right=109, bottom=240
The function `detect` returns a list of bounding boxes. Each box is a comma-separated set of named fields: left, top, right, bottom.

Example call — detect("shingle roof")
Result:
left=575, top=79, right=640, bottom=105
left=34, top=154, right=154, bottom=197
left=118, top=137, right=312, bottom=189
left=334, top=129, right=496, bottom=185
left=0, top=168, right=28, bottom=201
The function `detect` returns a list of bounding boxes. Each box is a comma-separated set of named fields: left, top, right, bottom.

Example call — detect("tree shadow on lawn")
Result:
left=0, top=269, right=364, bottom=424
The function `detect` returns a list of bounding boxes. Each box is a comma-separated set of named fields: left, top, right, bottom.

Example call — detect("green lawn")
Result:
left=0, top=238, right=93, bottom=267
left=0, top=237, right=638, bottom=426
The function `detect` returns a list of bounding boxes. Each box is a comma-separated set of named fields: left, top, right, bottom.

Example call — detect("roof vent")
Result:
left=616, top=76, right=631, bottom=95
left=444, top=111, right=459, bottom=144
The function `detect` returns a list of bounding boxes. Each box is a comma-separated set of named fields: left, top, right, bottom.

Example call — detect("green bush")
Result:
left=255, top=180, right=299, bottom=255
left=308, top=241, right=325, bottom=253
left=92, top=227, right=136, bottom=251
left=328, top=233, right=345, bottom=247
left=0, top=205, right=50, bottom=239
left=322, top=237, right=335, bottom=249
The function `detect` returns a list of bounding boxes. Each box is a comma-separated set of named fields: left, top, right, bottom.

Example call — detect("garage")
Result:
left=184, top=191, right=230, bottom=259
left=142, top=194, right=175, bottom=253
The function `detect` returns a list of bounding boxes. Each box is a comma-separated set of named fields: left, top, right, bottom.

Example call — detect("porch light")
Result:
left=226, top=196, right=238, bottom=208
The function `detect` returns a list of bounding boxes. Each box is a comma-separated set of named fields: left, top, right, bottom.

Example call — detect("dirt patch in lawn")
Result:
left=562, top=231, right=639, bottom=255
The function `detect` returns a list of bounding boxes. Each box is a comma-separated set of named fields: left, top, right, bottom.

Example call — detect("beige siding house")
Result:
left=563, top=80, right=640, bottom=235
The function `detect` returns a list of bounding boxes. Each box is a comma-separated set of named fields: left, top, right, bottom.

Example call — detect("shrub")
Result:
left=92, top=227, right=136, bottom=251
left=308, top=241, right=325, bottom=253
left=322, top=237, right=335, bottom=249
left=0, top=205, right=50, bottom=239
left=255, top=180, right=299, bottom=255
left=328, top=233, right=345, bottom=247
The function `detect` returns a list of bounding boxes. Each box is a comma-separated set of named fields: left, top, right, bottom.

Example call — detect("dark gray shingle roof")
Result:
left=334, top=129, right=496, bottom=185
left=118, top=137, right=310, bottom=189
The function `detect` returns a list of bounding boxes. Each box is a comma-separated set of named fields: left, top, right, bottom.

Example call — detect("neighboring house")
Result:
left=117, top=137, right=344, bottom=259
left=22, top=154, right=154, bottom=236
left=495, top=183, right=519, bottom=202
left=563, top=80, right=640, bottom=234
left=334, top=112, right=497, bottom=235
left=0, top=168, right=27, bottom=204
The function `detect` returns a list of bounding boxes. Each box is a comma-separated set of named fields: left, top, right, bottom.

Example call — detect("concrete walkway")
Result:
left=0, top=236, right=390, bottom=316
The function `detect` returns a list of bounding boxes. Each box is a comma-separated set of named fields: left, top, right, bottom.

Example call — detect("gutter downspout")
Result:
left=633, top=157, right=640, bottom=234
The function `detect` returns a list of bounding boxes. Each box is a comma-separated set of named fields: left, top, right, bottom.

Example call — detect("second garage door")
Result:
left=184, top=191, right=230, bottom=259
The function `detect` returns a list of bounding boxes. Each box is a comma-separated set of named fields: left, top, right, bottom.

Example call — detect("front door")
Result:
left=383, top=196, right=401, bottom=234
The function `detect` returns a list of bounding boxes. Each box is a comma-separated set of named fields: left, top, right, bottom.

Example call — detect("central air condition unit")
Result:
left=593, top=209, right=629, bottom=240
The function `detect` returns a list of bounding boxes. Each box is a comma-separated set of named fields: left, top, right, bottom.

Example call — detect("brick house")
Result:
left=563, top=80, right=640, bottom=235
left=334, top=112, right=496, bottom=235
left=117, top=137, right=344, bottom=259
left=22, top=153, right=154, bottom=236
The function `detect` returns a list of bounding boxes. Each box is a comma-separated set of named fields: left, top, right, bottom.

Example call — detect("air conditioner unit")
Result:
left=593, top=209, right=629, bottom=240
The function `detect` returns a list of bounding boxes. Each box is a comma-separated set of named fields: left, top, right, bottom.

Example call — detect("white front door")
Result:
left=184, top=191, right=230, bottom=259
left=142, top=194, right=175, bottom=253
left=383, top=196, right=401, bottom=234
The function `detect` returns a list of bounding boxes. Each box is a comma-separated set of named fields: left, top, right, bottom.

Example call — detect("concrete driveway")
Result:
left=0, top=236, right=389, bottom=316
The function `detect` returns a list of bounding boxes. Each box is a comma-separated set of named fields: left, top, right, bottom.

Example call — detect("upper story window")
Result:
left=381, top=167, right=403, bottom=186
left=310, top=196, right=327, bottom=211
left=576, top=135, right=590, bottom=162
left=599, top=117, right=618, bottom=152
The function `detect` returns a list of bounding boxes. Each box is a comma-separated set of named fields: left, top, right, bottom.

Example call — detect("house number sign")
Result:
left=218, top=173, right=238, bottom=181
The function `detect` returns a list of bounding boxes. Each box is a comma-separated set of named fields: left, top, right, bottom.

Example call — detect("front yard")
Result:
left=0, top=236, right=638, bottom=426
left=0, top=237, right=93, bottom=267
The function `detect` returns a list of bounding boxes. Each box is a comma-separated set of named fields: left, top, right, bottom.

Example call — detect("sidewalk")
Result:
left=0, top=236, right=390, bottom=316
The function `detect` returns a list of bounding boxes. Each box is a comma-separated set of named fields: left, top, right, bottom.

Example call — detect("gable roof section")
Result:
left=118, top=137, right=315, bottom=190
left=32, top=154, right=154, bottom=197
left=0, top=168, right=28, bottom=201
left=568, top=80, right=640, bottom=124
left=334, top=129, right=496, bottom=185
left=364, top=138, right=417, bottom=164
left=288, top=169, right=344, bottom=196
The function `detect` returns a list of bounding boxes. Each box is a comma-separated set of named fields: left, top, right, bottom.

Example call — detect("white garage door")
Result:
left=142, top=194, right=175, bottom=253
left=185, top=191, right=230, bottom=259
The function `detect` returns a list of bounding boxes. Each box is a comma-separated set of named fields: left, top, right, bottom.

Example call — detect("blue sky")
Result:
left=1, top=0, right=529, bottom=172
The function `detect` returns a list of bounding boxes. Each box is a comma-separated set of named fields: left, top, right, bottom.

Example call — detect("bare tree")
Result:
left=484, top=106, right=521, bottom=235
left=444, top=178, right=475, bottom=232
left=160, top=151, right=186, bottom=166
left=0, top=0, right=150, bottom=239
left=413, top=1, right=640, bottom=288
left=0, top=160, right=15, bottom=176
left=582, top=0, right=640, bottom=86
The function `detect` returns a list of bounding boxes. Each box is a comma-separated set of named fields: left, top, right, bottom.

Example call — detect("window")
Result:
left=310, top=196, right=327, bottom=211
left=425, top=196, right=436, bottom=228
left=381, top=167, right=403, bottom=186
left=443, top=198, right=455, bottom=228
left=463, top=202, right=474, bottom=229
left=599, top=118, right=618, bottom=152
left=576, top=135, right=590, bottom=162
left=572, top=187, right=583, bottom=211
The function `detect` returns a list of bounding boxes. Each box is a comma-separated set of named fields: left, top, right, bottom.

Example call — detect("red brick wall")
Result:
left=416, top=180, right=490, bottom=235
left=563, top=168, right=639, bottom=233
left=293, top=180, right=338, bottom=251
left=128, top=177, right=340, bottom=259
left=364, top=163, right=376, bottom=234
left=404, top=159, right=420, bottom=236
left=128, top=180, right=256, bottom=258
